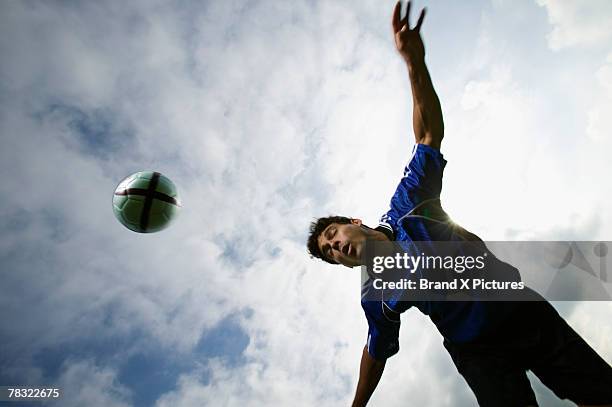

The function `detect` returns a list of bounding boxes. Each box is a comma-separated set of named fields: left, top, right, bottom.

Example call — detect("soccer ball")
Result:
left=112, top=171, right=181, bottom=233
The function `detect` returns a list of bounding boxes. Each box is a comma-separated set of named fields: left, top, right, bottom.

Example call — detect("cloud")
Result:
left=536, top=0, right=612, bottom=50
left=587, top=52, right=612, bottom=142
left=53, top=360, right=132, bottom=407
left=0, top=0, right=389, bottom=404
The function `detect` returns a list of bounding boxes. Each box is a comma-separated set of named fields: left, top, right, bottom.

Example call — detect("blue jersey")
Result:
left=362, top=144, right=523, bottom=360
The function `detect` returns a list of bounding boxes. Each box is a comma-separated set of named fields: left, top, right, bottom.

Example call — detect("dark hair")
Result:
left=307, top=216, right=353, bottom=264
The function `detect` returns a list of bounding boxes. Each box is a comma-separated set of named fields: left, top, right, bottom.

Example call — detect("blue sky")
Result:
left=1, top=0, right=611, bottom=406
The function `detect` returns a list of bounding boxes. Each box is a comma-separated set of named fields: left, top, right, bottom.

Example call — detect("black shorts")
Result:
left=443, top=301, right=612, bottom=406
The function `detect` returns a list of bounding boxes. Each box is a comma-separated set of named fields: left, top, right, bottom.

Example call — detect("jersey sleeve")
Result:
left=361, top=300, right=401, bottom=360
left=379, top=143, right=447, bottom=234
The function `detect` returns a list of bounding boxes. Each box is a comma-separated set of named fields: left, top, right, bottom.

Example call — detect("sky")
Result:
left=0, top=0, right=611, bottom=406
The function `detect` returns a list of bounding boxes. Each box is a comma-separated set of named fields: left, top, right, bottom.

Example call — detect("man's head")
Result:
left=307, top=216, right=371, bottom=268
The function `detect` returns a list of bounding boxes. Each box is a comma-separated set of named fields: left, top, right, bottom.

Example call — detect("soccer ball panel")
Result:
left=154, top=174, right=178, bottom=198
left=113, top=195, right=129, bottom=211
left=124, top=176, right=151, bottom=191
left=134, top=171, right=155, bottom=181
left=145, top=199, right=179, bottom=232
left=121, top=196, right=146, bottom=224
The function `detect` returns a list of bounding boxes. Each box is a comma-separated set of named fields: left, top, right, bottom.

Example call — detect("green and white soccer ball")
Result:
left=113, top=171, right=181, bottom=233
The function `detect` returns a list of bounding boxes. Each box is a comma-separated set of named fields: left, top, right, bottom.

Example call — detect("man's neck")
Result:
left=369, top=226, right=393, bottom=241
left=370, top=226, right=395, bottom=242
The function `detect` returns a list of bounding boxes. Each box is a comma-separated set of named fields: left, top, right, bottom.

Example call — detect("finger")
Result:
left=392, top=1, right=402, bottom=33
left=415, top=8, right=426, bottom=31
left=405, top=1, right=411, bottom=27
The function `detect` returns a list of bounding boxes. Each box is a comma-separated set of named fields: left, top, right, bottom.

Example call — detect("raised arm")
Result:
left=392, top=1, right=444, bottom=150
left=352, top=346, right=386, bottom=407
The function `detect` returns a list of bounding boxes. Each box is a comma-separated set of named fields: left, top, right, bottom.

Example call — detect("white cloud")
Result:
left=587, top=52, right=612, bottom=142
left=568, top=301, right=612, bottom=360
left=0, top=0, right=397, bottom=404
left=536, top=0, right=612, bottom=50
left=445, top=63, right=556, bottom=239
left=54, top=360, right=132, bottom=407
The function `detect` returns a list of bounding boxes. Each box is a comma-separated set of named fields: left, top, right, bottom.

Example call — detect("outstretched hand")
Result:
left=392, top=1, right=426, bottom=64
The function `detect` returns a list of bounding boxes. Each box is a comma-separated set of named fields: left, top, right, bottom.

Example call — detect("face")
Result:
left=317, top=219, right=366, bottom=268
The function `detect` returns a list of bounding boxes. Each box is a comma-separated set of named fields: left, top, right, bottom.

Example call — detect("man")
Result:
left=307, top=2, right=612, bottom=406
